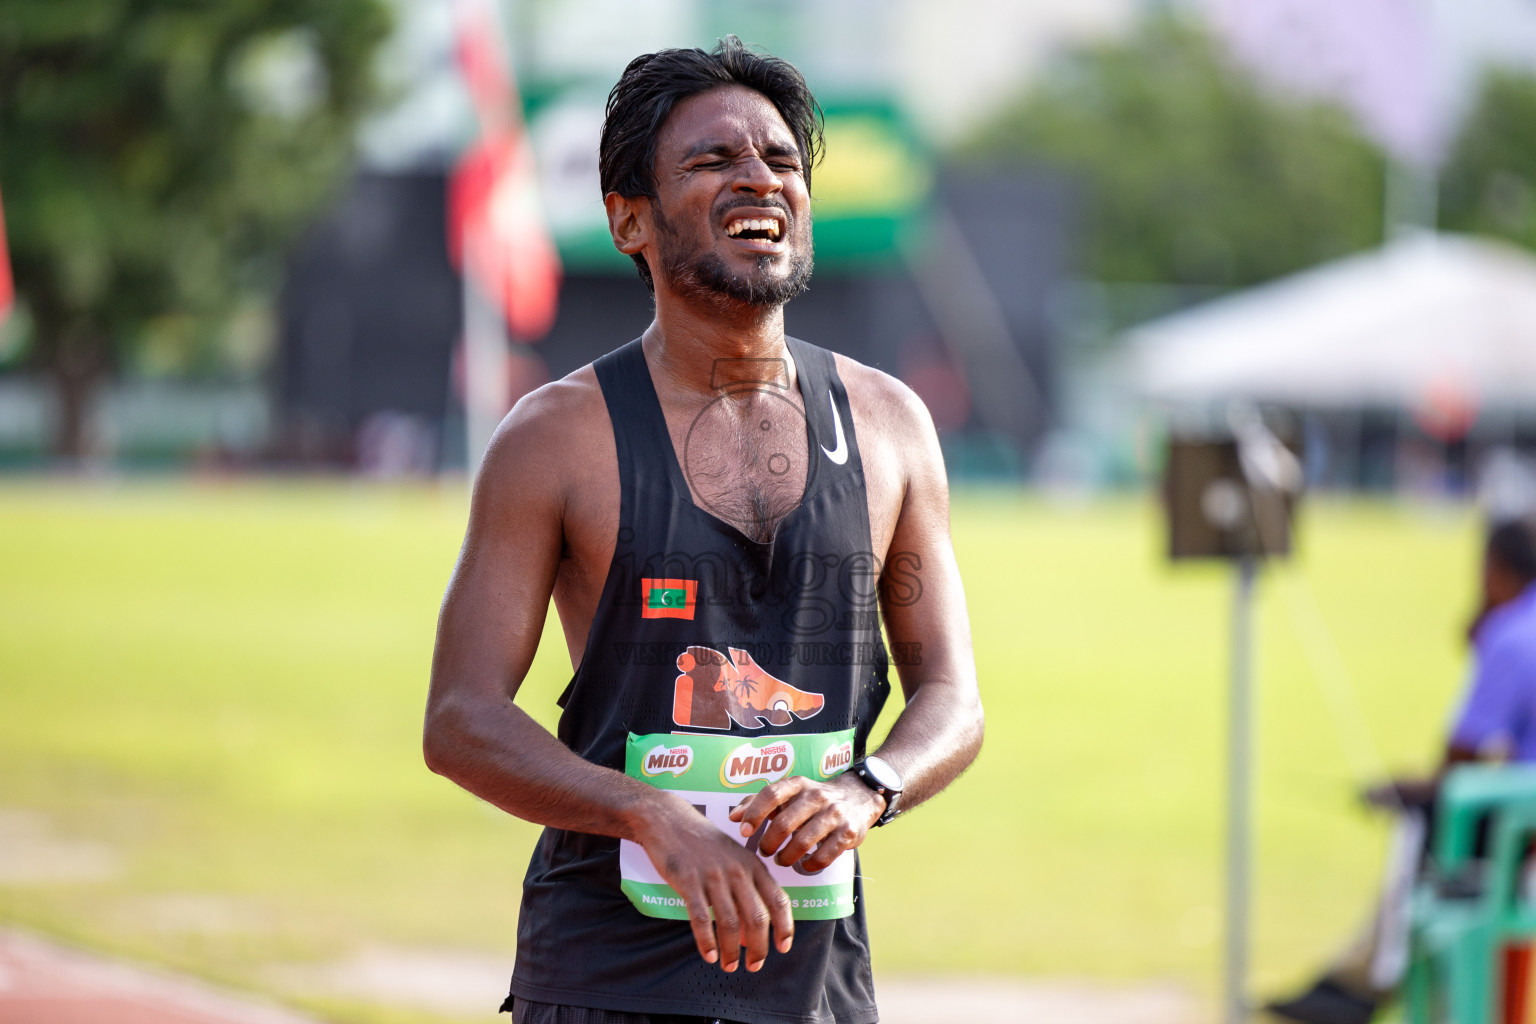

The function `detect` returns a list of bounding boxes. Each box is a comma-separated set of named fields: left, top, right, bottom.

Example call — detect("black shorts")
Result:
left=506, top=997, right=748, bottom=1024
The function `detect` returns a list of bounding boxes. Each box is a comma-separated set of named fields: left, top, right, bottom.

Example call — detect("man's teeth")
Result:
left=726, top=218, right=781, bottom=239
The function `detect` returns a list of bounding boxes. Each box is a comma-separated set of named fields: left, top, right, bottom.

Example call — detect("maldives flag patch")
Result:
left=640, top=578, right=698, bottom=620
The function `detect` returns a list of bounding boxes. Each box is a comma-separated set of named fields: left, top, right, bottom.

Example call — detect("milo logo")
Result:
left=819, top=739, right=853, bottom=778
left=721, top=740, right=795, bottom=788
left=641, top=743, right=694, bottom=778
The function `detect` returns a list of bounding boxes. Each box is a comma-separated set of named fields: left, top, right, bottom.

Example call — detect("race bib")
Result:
left=619, top=729, right=858, bottom=921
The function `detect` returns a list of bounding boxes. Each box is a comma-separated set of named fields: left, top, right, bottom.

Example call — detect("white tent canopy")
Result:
left=1128, top=233, right=1536, bottom=411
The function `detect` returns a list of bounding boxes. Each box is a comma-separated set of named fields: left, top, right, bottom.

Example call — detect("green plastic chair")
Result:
left=1404, top=765, right=1536, bottom=1024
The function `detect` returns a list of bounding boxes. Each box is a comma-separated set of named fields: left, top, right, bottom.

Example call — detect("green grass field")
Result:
left=0, top=481, right=1480, bottom=1021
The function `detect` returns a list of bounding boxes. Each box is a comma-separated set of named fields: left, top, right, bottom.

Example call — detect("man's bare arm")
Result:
left=423, top=380, right=792, bottom=973
left=865, top=380, right=984, bottom=809
left=731, top=374, right=984, bottom=867
left=425, top=383, right=630, bottom=829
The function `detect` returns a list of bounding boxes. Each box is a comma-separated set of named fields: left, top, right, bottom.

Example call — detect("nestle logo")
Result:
left=820, top=740, right=852, bottom=777
left=721, top=740, right=796, bottom=788
left=641, top=744, right=694, bottom=778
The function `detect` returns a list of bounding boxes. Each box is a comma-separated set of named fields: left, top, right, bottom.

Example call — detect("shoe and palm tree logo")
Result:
left=672, top=645, right=824, bottom=731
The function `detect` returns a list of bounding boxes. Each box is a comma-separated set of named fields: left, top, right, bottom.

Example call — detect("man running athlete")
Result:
left=424, top=37, right=984, bottom=1024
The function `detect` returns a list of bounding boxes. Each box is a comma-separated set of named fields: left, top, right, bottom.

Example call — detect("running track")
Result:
left=0, top=929, right=318, bottom=1024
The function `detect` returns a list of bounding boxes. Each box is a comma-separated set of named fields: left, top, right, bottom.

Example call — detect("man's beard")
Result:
left=654, top=206, right=813, bottom=308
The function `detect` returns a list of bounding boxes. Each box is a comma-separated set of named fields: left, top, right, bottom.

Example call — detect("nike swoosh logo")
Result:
left=820, top=390, right=848, bottom=465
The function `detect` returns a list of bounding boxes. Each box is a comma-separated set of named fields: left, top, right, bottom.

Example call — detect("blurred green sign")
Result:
left=526, top=91, right=931, bottom=272
left=811, top=103, right=932, bottom=267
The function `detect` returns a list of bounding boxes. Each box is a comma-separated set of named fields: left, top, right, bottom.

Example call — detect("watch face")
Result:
left=862, top=756, right=901, bottom=793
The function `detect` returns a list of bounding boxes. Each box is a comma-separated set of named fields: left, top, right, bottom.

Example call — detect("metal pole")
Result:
left=462, top=268, right=509, bottom=483
left=1226, top=555, right=1257, bottom=1024
left=1384, top=158, right=1437, bottom=239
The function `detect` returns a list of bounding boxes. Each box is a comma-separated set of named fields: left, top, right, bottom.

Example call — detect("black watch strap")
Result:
left=852, top=756, right=903, bottom=826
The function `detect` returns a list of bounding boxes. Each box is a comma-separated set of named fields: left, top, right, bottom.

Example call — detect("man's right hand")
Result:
left=634, top=794, right=794, bottom=973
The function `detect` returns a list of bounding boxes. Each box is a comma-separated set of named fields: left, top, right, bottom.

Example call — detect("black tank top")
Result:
left=508, top=337, right=891, bottom=1024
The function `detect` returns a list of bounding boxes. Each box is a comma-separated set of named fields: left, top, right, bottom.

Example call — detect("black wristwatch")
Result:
left=851, top=755, right=903, bottom=826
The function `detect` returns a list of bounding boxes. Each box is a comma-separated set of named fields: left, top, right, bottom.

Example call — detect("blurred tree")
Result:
left=0, top=0, right=391, bottom=458
left=1440, top=69, right=1536, bottom=252
left=961, top=16, right=1386, bottom=288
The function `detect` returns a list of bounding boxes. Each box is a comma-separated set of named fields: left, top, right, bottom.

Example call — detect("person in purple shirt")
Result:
left=1266, top=517, right=1536, bottom=1024
left=1450, top=568, right=1536, bottom=763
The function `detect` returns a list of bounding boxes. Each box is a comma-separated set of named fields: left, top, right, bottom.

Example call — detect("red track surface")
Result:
left=0, top=930, right=318, bottom=1024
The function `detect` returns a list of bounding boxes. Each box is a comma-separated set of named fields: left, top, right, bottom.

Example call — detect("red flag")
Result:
left=448, top=0, right=560, bottom=340
left=0, top=184, right=14, bottom=324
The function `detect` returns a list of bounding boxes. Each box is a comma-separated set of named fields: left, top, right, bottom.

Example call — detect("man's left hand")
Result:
left=727, top=774, right=885, bottom=874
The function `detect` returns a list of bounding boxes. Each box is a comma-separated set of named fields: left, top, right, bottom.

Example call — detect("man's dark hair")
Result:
left=1487, top=517, right=1536, bottom=585
left=599, top=35, right=824, bottom=289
